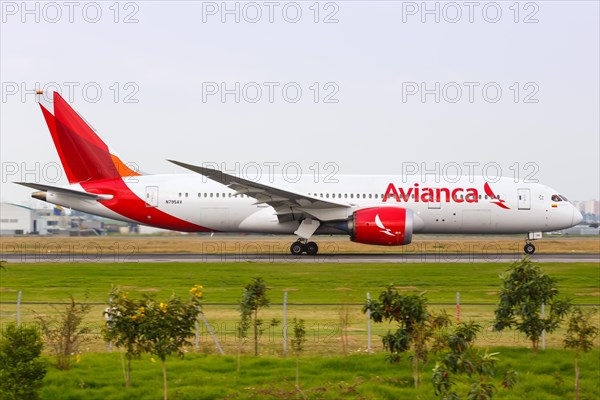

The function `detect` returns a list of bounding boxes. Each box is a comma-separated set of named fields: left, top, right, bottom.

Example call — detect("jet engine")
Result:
left=348, top=207, right=413, bottom=246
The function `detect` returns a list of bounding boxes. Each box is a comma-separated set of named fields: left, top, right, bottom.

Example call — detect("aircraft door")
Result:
left=517, top=188, right=530, bottom=210
left=145, top=186, right=159, bottom=208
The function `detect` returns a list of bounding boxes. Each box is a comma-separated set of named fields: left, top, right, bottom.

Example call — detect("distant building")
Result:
left=572, top=199, right=600, bottom=223
left=562, top=225, right=600, bottom=235
left=0, top=203, right=33, bottom=235
left=0, top=202, right=106, bottom=236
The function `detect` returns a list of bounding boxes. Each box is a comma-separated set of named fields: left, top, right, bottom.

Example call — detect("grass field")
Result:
left=1, top=260, right=599, bottom=398
left=1, top=261, right=598, bottom=352
left=37, top=349, right=600, bottom=399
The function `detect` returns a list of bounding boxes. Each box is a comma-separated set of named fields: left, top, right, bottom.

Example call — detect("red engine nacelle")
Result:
left=349, top=207, right=413, bottom=246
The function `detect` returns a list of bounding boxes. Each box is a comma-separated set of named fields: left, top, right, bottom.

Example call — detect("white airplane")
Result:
left=17, top=92, right=582, bottom=255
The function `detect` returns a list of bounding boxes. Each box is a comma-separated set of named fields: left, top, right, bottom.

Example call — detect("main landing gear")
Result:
left=290, top=239, right=319, bottom=256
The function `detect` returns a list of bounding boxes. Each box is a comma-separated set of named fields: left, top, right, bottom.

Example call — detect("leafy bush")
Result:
left=0, top=324, right=47, bottom=400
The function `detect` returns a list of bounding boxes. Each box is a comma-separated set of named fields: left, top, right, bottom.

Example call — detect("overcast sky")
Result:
left=1, top=1, right=598, bottom=205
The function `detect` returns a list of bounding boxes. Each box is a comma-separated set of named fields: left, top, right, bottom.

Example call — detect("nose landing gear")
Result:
left=524, top=242, right=536, bottom=255
left=524, top=232, right=541, bottom=255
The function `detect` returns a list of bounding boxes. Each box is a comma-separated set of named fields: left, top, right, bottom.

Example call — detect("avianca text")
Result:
left=383, top=183, right=478, bottom=203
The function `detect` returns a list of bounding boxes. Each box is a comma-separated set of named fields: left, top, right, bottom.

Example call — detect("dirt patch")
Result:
left=137, top=288, right=160, bottom=292
left=334, top=287, right=352, bottom=291
left=0, top=287, right=17, bottom=292
left=575, top=292, right=600, bottom=297
left=393, top=286, right=418, bottom=291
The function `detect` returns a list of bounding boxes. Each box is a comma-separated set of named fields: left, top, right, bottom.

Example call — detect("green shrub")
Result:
left=0, top=324, right=47, bottom=400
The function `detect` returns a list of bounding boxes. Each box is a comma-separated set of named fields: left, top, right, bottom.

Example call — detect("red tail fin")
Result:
left=39, top=92, right=140, bottom=184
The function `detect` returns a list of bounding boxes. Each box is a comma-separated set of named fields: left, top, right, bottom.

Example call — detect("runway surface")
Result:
left=2, top=252, right=598, bottom=263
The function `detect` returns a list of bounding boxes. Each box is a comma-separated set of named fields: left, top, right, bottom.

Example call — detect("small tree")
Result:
left=102, top=288, right=145, bottom=388
left=494, top=258, right=571, bottom=351
left=0, top=324, right=47, bottom=400
left=138, top=286, right=202, bottom=400
left=290, top=317, right=307, bottom=393
left=432, top=321, right=517, bottom=400
left=239, top=278, right=270, bottom=356
left=35, top=295, right=92, bottom=370
left=363, top=288, right=449, bottom=388
left=563, top=307, right=598, bottom=400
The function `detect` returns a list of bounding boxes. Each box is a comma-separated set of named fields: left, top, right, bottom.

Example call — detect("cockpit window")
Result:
left=559, top=195, right=569, bottom=202
left=551, top=194, right=562, bottom=202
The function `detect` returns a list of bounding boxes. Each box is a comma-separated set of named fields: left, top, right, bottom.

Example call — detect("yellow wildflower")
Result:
left=159, top=302, right=168, bottom=313
left=190, top=285, right=204, bottom=298
left=76, top=354, right=81, bottom=364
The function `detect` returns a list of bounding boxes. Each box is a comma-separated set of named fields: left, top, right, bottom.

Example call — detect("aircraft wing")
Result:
left=168, top=160, right=351, bottom=221
left=15, top=182, right=112, bottom=200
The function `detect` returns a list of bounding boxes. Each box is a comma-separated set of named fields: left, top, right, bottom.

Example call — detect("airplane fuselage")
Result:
left=44, top=174, right=580, bottom=235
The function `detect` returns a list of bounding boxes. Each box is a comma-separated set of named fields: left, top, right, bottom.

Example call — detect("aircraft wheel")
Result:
left=305, top=241, right=318, bottom=255
left=290, top=242, right=305, bottom=256
left=524, top=243, right=536, bottom=255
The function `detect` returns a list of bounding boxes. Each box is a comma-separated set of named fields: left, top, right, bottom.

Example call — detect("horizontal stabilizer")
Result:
left=15, top=182, right=112, bottom=200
